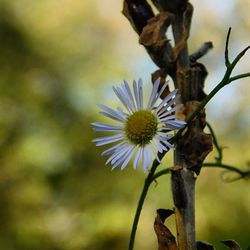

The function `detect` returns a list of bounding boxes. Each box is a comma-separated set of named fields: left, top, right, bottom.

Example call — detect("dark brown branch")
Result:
left=190, top=42, right=213, bottom=63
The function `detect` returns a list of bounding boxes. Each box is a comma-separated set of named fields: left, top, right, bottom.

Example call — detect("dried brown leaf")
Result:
left=151, top=0, right=188, bottom=13
left=196, top=240, right=215, bottom=250
left=139, top=12, right=173, bottom=47
left=154, top=209, right=177, bottom=250
left=221, top=239, right=241, bottom=250
left=122, top=0, right=155, bottom=35
left=178, top=101, right=213, bottom=174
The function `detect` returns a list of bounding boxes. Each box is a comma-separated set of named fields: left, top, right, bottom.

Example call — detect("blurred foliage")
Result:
left=0, top=0, right=249, bottom=250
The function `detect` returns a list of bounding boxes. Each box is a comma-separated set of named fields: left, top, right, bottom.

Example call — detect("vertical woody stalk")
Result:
left=123, top=0, right=213, bottom=249
left=170, top=3, right=197, bottom=250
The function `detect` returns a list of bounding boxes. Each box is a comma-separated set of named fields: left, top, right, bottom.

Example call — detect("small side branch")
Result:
left=190, top=41, right=213, bottom=63
left=206, top=122, right=223, bottom=163
left=153, top=164, right=250, bottom=182
left=225, top=27, right=231, bottom=67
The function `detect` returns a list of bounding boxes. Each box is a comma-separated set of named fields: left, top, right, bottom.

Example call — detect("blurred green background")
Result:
left=0, top=0, right=249, bottom=249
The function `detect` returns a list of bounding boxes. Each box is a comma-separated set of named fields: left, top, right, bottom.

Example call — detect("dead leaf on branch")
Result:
left=122, top=0, right=155, bottom=35
left=178, top=101, right=213, bottom=174
left=139, top=12, right=173, bottom=47
left=151, top=0, right=188, bottom=14
left=154, top=209, right=178, bottom=250
left=151, top=69, right=170, bottom=99
left=196, top=240, right=215, bottom=250
left=221, top=239, right=241, bottom=250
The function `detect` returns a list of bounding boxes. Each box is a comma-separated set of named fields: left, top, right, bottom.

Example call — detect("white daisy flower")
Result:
left=92, top=78, right=186, bottom=172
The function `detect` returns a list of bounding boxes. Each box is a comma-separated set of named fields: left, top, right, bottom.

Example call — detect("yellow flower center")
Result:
left=125, top=110, right=158, bottom=146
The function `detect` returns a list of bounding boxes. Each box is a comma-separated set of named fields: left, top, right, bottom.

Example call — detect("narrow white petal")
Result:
left=157, top=81, right=169, bottom=99
left=113, top=86, right=132, bottom=113
left=156, top=89, right=178, bottom=112
left=150, top=80, right=169, bottom=109
left=111, top=145, right=133, bottom=169
left=161, top=139, right=175, bottom=149
left=101, top=142, right=127, bottom=156
left=98, top=105, right=125, bottom=122
left=92, top=122, right=123, bottom=132
left=93, top=134, right=124, bottom=146
left=133, top=147, right=142, bottom=169
left=111, top=144, right=131, bottom=165
left=158, top=104, right=183, bottom=118
left=98, top=104, right=125, bottom=121
left=157, top=132, right=173, bottom=139
left=156, top=133, right=175, bottom=149
left=119, top=85, right=135, bottom=112
left=117, top=107, right=129, bottom=118
left=123, top=80, right=136, bottom=111
left=154, top=137, right=168, bottom=152
left=106, top=143, right=130, bottom=164
left=100, top=112, right=124, bottom=122
left=149, top=143, right=161, bottom=163
left=138, top=78, right=143, bottom=109
left=165, top=120, right=186, bottom=128
left=147, top=78, right=160, bottom=110
left=164, top=95, right=180, bottom=108
left=133, top=80, right=140, bottom=110
left=159, top=115, right=176, bottom=123
left=142, top=145, right=152, bottom=172
left=121, top=147, right=135, bottom=170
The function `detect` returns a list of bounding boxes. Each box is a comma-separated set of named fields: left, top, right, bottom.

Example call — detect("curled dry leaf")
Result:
left=196, top=240, right=215, bottom=250
left=178, top=101, right=213, bottom=174
left=122, top=0, right=155, bottom=35
left=151, top=0, right=188, bottom=13
left=221, top=239, right=241, bottom=250
left=154, top=209, right=178, bottom=250
left=139, top=12, right=172, bottom=47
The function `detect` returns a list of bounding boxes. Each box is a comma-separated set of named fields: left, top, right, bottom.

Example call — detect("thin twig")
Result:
left=152, top=163, right=250, bottom=181
left=229, top=72, right=250, bottom=83
left=225, top=27, right=231, bottom=67
left=206, top=122, right=223, bottom=163
left=190, top=41, right=213, bottom=62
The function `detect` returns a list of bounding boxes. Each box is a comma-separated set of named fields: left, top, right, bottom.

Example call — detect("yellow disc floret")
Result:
left=125, top=110, right=158, bottom=146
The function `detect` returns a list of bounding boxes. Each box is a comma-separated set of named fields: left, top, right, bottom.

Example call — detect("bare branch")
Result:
left=190, top=42, right=213, bottom=63
left=206, top=122, right=223, bottom=163
left=225, top=27, right=231, bottom=67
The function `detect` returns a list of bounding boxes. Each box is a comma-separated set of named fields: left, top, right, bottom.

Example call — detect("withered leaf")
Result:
left=139, top=12, right=173, bottom=47
left=122, top=0, right=155, bottom=35
left=178, top=101, right=213, bottom=174
left=151, top=0, right=188, bottom=14
left=221, top=239, right=241, bottom=250
left=154, top=209, right=177, bottom=250
left=196, top=240, right=215, bottom=250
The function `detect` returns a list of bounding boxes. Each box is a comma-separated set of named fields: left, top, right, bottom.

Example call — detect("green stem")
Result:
left=229, top=72, right=250, bottom=83
left=206, top=122, right=223, bottom=162
left=128, top=161, right=158, bottom=250
left=202, top=162, right=249, bottom=177
left=153, top=163, right=250, bottom=181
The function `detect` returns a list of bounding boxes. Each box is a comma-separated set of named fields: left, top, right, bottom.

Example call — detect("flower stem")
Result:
left=128, top=161, right=158, bottom=250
